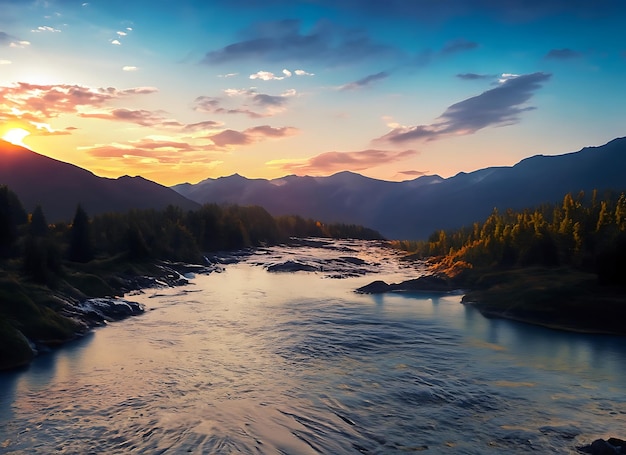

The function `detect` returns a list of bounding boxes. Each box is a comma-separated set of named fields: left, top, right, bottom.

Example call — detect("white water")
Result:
left=1, top=240, right=626, bottom=454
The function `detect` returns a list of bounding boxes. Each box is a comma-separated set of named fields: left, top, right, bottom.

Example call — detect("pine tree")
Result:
left=67, top=205, right=93, bottom=263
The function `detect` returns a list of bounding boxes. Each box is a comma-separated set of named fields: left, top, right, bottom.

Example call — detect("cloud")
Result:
left=82, top=137, right=213, bottom=165
left=250, top=70, right=287, bottom=81
left=268, top=148, right=417, bottom=175
left=202, top=19, right=397, bottom=65
left=218, top=72, right=239, bottom=78
left=79, top=108, right=170, bottom=126
left=376, top=72, right=551, bottom=144
left=340, top=71, right=389, bottom=90
left=545, top=48, right=582, bottom=59
left=111, top=39, right=121, bottom=45
left=193, top=87, right=296, bottom=117
left=122, top=66, right=138, bottom=71
left=249, top=68, right=315, bottom=80
left=9, top=40, right=30, bottom=48
left=32, top=26, right=61, bottom=33
left=0, top=59, right=11, bottom=65
left=456, top=73, right=494, bottom=80
left=397, top=170, right=428, bottom=177
left=440, top=38, right=478, bottom=54
left=208, top=125, right=298, bottom=147
left=183, top=120, right=223, bottom=132
left=0, top=82, right=158, bottom=120
left=0, top=32, right=10, bottom=45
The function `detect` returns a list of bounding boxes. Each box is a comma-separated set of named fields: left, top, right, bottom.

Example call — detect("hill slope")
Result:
left=0, top=141, right=199, bottom=221
left=173, top=137, right=626, bottom=239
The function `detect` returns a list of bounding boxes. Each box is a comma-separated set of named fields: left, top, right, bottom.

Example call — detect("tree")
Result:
left=0, top=186, right=27, bottom=257
left=67, top=205, right=93, bottom=263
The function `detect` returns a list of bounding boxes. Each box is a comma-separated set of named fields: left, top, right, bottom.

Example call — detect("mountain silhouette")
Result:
left=0, top=140, right=199, bottom=221
left=173, top=137, right=626, bottom=239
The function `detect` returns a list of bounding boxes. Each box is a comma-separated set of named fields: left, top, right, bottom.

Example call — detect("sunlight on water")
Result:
left=1, top=240, right=626, bottom=454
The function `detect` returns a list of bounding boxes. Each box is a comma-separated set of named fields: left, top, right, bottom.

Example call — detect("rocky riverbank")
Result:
left=356, top=265, right=626, bottom=336
left=0, top=260, right=215, bottom=371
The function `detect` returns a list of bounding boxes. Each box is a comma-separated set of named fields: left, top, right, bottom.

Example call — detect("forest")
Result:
left=392, top=189, right=626, bottom=287
left=0, top=185, right=383, bottom=285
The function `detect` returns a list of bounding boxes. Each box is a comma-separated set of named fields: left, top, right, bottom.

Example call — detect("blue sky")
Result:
left=1, top=0, right=625, bottom=185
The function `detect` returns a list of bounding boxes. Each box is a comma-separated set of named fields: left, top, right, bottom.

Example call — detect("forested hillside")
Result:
left=394, top=190, right=626, bottom=285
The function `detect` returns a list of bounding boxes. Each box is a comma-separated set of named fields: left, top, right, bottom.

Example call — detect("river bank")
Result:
left=357, top=263, right=626, bottom=336
left=0, top=257, right=217, bottom=371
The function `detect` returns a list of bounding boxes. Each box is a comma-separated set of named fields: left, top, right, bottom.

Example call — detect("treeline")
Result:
left=0, top=185, right=383, bottom=284
left=393, top=190, right=626, bottom=286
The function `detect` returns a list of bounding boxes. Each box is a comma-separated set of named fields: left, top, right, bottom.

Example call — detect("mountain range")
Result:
left=2, top=137, right=625, bottom=239
left=173, top=137, right=626, bottom=239
left=0, top=140, right=199, bottom=222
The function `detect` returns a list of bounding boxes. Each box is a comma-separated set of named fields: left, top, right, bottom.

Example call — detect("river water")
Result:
left=1, top=239, right=625, bottom=454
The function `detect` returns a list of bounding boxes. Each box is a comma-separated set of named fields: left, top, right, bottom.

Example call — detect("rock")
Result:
left=356, top=275, right=455, bottom=294
left=266, top=260, right=318, bottom=273
left=578, top=438, right=626, bottom=454
left=389, top=275, right=453, bottom=292
left=355, top=280, right=390, bottom=294
left=77, top=298, right=145, bottom=325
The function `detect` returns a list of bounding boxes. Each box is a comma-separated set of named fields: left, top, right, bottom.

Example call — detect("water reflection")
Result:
left=1, top=240, right=625, bottom=454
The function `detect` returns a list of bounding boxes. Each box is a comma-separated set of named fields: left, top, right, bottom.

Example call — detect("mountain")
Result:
left=173, top=137, right=626, bottom=240
left=0, top=140, right=199, bottom=222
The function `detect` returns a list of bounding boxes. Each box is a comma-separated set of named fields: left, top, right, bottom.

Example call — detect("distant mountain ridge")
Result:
left=173, top=137, right=626, bottom=239
left=0, top=140, right=199, bottom=222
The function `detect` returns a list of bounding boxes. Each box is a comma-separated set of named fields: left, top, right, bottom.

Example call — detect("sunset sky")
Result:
left=1, top=0, right=625, bottom=186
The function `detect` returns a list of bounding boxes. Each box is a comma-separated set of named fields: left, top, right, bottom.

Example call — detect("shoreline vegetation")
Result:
left=0, top=184, right=384, bottom=371
left=359, top=189, right=626, bottom=336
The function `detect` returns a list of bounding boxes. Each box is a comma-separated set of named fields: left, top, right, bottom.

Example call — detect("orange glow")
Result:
left=1, top=127, right=31, bottom=148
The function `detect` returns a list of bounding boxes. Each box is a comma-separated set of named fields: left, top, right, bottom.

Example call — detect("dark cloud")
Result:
left=202, top=19, right=397, bottom=65
left=376, top=72, right=551, bottom=144
left=440, top=38, right=478, bottom=54
left=456, top=73, right=494, bottom=80
left=275, top=148, right=417, bottom=174
left=545, top=48, right=582, bottom=59
left=340, top=71, right=389, bottom=91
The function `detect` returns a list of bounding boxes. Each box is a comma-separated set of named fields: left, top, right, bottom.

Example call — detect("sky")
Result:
left=1, top=0, right=625, bottom=186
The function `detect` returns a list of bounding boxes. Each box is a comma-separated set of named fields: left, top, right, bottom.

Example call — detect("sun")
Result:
left=1, top=128, right=31, bottom=147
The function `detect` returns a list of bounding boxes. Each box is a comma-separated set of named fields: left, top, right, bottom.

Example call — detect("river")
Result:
left=1, top=239, right=625, bottom=454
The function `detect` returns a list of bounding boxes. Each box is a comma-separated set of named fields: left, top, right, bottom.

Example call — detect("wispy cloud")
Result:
left=376, top=72, right=551, bottom=144
left=2, top=31, right=30, bottom=48
left=544, top=48, right=582, bottom=59
left=268, top=148, right=417, bottom=174
left=79, top=108, right=171, bottom=127
left=340, top=71, right=389, bottom=90
left=208, top=125, right=299, bottom=147
left=31, top=26, right=61, bottom=33
left=122, top=66, right=138, bottom=71
left=456, top=73, right=494, bottom=80
left=202, top=19, right=397, bottom=65
left=440, top=38, right=478, bottom=54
